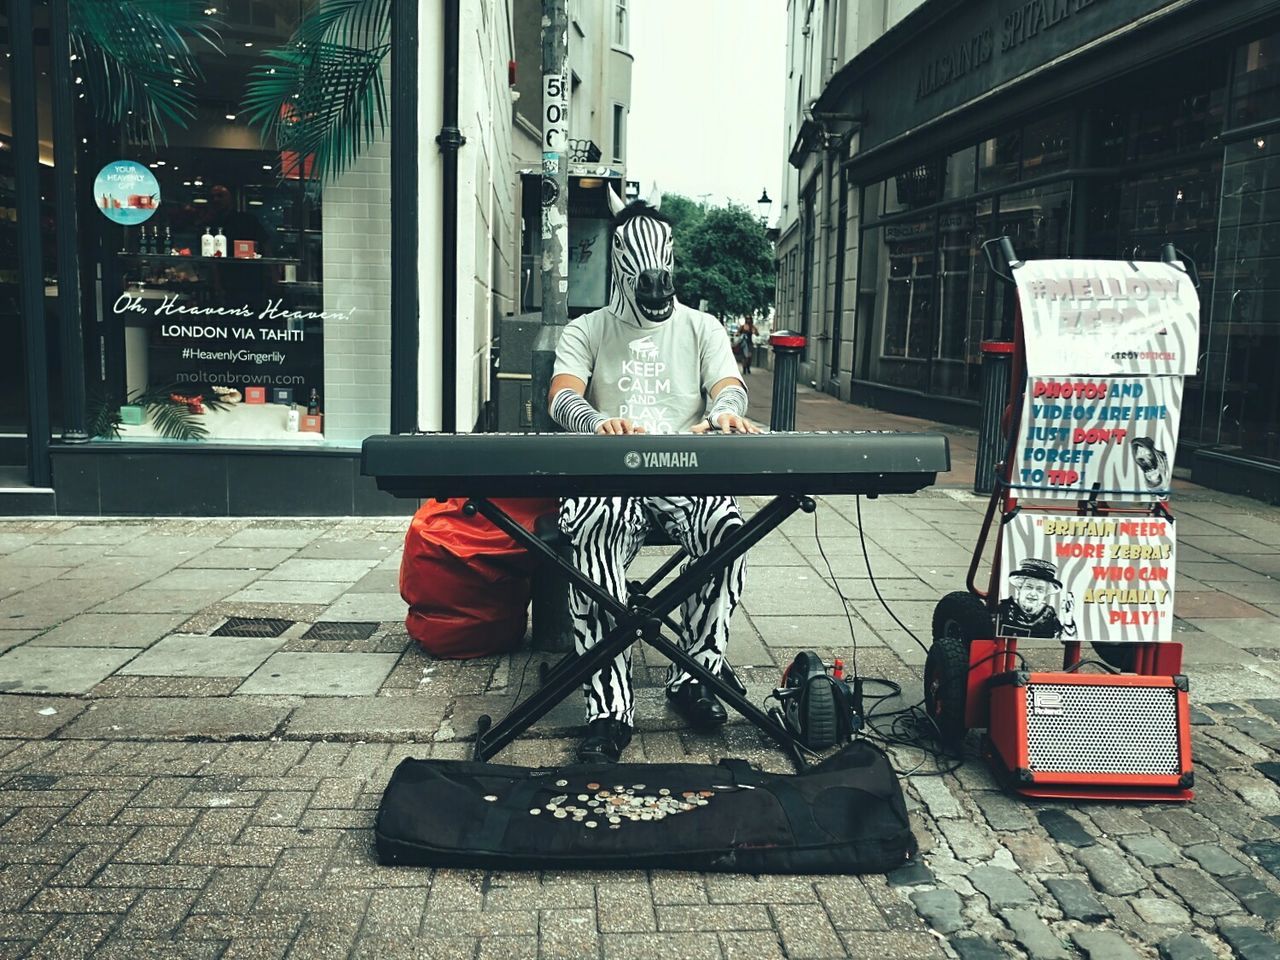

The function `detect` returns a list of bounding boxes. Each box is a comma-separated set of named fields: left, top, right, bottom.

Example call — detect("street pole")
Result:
left=530, top=0, right=574, bottom=651
left=531, top=0, right=569, bottom=434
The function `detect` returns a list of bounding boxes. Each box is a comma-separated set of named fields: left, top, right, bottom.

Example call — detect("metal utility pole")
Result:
left=531, top=0, right=569, bottom=433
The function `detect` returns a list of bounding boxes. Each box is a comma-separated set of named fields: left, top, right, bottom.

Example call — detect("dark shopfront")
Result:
left=823, top=0, right=1280, bottom=501
left=1, top=0, right=421, bottom=516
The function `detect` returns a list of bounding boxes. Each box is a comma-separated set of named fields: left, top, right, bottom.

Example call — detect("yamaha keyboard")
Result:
left=362, top=431, right=950, bottom=498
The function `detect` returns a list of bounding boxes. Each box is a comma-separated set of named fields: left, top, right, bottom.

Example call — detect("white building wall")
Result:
left=417, top=3, right=445, bottom=431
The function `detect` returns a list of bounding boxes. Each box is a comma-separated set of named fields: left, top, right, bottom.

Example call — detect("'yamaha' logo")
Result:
left=624, top=451, right=700, bottom=470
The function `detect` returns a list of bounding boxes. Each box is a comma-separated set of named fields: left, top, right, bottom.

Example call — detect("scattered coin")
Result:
left=529, top=808, right=541, bottom=815
left=483, top=795, right=498, bottom=802
left=555, top=780, right=568, bottom=787
left=553, top=809, right=568, bottom=819
left=585, top=821, right=597, bottom=828
left=586, top=782, right=600, bottom=790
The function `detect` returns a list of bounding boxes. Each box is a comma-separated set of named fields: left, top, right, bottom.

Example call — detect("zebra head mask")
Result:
left=607, top=186, right=676, bottom=324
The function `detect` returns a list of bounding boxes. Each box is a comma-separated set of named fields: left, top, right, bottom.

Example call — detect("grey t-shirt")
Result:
left=553, top=301, right=742, bottom=434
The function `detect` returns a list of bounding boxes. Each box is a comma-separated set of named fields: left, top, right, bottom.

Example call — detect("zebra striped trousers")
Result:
left=559, top=495, right=746, bottom=725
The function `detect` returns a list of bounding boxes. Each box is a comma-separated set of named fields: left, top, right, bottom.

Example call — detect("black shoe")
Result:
left=667, top=680, right=728, bottom=731
left=577, top=718, right=632, bottom=763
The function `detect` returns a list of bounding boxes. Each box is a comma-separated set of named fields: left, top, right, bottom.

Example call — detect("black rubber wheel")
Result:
left=925, top=592, right=995, bottom=750
left=1090, top=642, right=1137, bottom=672
left=538, top=661, right=551, bottom=686
left=794, top=652, right=839, bottom=750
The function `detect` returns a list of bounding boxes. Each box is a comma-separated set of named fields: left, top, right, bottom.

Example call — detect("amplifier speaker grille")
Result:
left=1024, top=683, right=1181, bottom=776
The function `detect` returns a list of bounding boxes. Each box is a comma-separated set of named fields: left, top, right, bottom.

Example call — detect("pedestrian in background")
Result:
left=735, top=318, right=757, bottom=375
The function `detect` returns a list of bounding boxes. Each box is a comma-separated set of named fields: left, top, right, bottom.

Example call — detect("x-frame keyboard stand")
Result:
left=466, top=493, right=817, bottom=772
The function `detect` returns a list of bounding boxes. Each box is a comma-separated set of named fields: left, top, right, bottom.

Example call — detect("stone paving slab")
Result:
left=0, top=693, right=89, bottom=737
left=118, top=634, right=286, bottom=678
left=55, top=697, right=291, bottom=740
left=26, top=613, right=189, bottom=649
left=0, top=646, right=138, bottom=694
left=236, top=652, right=399, bottom=696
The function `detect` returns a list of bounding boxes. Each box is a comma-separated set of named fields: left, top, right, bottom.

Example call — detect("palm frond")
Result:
left=242, top=0, right=391, bottom=191
left=69, top=0, right=222, bottom=146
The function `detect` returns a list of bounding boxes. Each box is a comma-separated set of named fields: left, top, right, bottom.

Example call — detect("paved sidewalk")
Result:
left=1, top=402, right=1280, bottom=958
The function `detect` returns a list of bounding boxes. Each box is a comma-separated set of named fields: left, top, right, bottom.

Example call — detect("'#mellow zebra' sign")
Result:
left=1014, top=259, right=1200, bottom=378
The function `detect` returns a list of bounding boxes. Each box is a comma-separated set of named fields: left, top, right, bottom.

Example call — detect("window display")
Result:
left=78, top=0, right=391, bottom=447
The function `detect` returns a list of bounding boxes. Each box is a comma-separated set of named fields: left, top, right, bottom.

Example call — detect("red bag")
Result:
left=400, top=498, right=558, bottom=659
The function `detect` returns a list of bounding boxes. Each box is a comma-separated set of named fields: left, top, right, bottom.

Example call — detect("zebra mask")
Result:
left=607, top=187, right=676, bottom=324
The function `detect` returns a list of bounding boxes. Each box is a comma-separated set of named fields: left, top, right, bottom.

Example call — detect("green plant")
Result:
left=69, top=0, right=221, bottom=146
left=241, top=0, right=391, bottom=192
left=89, top=384, right=228, bottom=442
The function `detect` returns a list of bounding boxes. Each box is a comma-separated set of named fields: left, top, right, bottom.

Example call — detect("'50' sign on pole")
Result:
left=543, top=71, right=568, bottom=154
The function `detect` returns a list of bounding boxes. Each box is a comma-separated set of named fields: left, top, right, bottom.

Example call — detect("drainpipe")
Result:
left=436, top=0, right=465, bottom=432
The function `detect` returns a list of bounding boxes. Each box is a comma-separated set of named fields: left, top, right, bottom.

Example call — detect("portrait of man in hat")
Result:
left=997, top=558, right=1078, bottom=640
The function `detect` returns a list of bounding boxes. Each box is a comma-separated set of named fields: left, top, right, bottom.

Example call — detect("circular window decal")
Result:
left=93, top=160, right=160, bottom=225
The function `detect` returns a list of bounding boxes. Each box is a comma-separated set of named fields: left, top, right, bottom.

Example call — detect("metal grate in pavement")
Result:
left=212, top=617, right=294, bottom=638
left=301, top=621, right=378, bottom=641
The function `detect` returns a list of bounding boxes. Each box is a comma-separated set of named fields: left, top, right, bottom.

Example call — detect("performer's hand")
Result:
left=692, top=414, right=762, bottom=434
left=597, top=418, right=645, bottom=435
left=1061, top=594, right=1075, bottom=626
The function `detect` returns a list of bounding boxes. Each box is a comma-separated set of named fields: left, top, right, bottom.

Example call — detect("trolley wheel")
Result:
left=1090, top=642, right=1137, bottom=672
left=476, top=714, right=492, bottom=736
left=926, top=592, right=994, bottom=750
left=538, top=661, right=551, bottom=686
left=789, top=652, right=839, bottom=751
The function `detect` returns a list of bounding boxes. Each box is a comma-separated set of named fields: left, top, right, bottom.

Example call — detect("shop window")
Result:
left=879, top=218, right=934, bottom=360
left=1231, top=31, right=1280, bottom=130
left=998, top=182, right=1073, bottom=262
left=79, top=1, right=392, bottom=447
left=977, top=131, right=1021, bottom=191
left=1128, top=64, right=1226, bottom=163
left=1203, top=136, right=1280, bottom=462
left=886, top=161, right=942, bottom=213
left=1021, top=113, right=1071, bottom=179
left=942, top=147, right=976, bottom=200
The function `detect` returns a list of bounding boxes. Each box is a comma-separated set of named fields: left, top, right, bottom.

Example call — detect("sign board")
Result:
left=93, top=160, right=160, bottom=225
left=112, top=292, right=327, bottom=404
left=999, top=511, right=1176, bottom=644
left=1014, top=259, right=1199, bottom=377
left=1013, top=375, right=1182, bottom=499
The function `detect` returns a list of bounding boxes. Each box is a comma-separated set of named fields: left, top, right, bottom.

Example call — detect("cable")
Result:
left=854, top=495, right=928, bottom=653
left=811, top=506, right=861, bottom=683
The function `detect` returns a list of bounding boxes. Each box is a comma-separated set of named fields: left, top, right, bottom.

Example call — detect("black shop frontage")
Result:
left=822, top=0, right=1280, bottom=501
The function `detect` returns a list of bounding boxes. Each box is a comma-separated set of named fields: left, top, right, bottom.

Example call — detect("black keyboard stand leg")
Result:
left=469, top=494, right=817, bottom=771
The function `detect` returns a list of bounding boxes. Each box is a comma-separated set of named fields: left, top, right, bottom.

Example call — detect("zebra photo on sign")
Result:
left=1013, top=259, right=1200, bottom=377
left=999, top=512, right=1176, bottom=645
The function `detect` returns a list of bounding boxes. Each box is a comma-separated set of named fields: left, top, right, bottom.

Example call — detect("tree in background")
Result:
left=664, top=195, right=774, bottom=321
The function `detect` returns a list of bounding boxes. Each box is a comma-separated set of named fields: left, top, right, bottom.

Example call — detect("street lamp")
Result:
left=757, top=188, right=772, bottom=226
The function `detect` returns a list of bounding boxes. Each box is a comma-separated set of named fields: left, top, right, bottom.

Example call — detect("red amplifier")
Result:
left=986, top=670, right=1193, bottom=801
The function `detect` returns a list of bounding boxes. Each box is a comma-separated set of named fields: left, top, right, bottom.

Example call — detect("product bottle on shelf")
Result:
left=307, top=388, right=320, bottom=416
left=138, top=226, right=150, bottom=255
left=163, top=226, right=173, bottom=255
left=286, top=405, right=300, bottom=432
left=201, top=227, right=215, bottom=257
left=214, top=227, right=227, bottom=258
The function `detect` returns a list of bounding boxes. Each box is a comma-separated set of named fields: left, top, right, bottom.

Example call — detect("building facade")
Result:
left=782, top=0, right=1280, bottom=502
left=1, top=0, right=627, bottom=515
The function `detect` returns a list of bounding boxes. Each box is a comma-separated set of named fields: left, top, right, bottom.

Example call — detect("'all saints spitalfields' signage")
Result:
left=916, top=0, right=1117, bottom=101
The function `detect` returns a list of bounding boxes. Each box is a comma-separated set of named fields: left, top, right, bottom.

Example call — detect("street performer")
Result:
left=548, top=188, right=760, bottom=763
